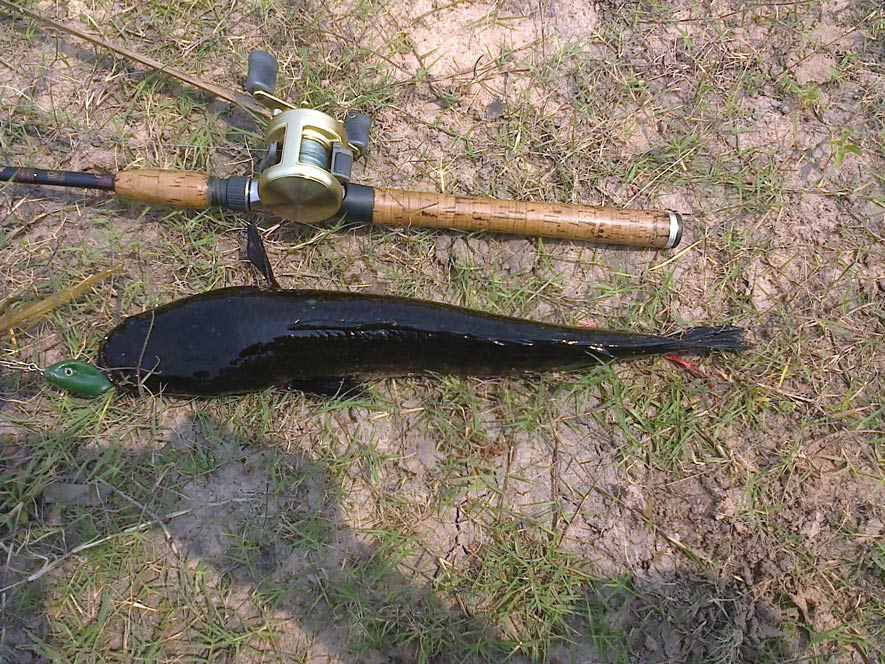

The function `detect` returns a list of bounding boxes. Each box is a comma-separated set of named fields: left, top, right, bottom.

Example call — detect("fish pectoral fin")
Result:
left=285, top=377, right=363, bottom=398
left=246, top=222, right=280, bottom=290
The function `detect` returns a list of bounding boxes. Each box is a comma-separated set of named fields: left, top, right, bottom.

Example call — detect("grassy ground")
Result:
left=1, top=0, right=883, bottom=662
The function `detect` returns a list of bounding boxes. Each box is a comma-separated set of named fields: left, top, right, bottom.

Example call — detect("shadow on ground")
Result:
left=3, top=413, right=793, bottom=663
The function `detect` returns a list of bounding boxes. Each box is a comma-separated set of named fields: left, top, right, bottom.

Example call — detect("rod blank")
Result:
left=0, top=167, right=115, bottom=191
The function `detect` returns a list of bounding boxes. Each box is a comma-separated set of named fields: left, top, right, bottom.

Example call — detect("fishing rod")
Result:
left=0, top=46, right=683, bottom=249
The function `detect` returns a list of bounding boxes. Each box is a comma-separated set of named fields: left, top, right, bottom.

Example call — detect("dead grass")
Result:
left=1, top=0, right=883, bottom=662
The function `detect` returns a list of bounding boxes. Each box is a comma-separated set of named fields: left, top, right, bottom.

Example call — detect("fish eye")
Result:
left=64, top=367, right=74, bottom=376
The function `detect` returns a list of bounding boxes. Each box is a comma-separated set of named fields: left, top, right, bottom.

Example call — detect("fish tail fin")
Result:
left=669, top=326, right=746, bottom=352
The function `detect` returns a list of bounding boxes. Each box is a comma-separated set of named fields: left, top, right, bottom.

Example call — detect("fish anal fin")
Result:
left=285, top=377, right=363, bottom=398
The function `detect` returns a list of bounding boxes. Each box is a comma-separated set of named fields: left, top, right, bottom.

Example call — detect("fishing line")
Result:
left=0, top=356, right=44, bottom=375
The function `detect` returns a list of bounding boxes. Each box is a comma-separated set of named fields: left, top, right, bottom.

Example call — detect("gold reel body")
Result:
left=258, top=109, right=352, bottom=223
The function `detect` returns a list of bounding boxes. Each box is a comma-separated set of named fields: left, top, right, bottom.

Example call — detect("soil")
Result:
left=1, top=0, right=883, bottom=662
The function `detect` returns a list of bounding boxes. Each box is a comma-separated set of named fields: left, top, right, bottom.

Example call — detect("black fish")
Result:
left=97, top=286, right=744, bottom=397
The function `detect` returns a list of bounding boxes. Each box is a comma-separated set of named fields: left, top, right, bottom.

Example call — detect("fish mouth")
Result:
left=96, top=337, right=109, bottom=368
left=96, top=333, right=133, bottom=382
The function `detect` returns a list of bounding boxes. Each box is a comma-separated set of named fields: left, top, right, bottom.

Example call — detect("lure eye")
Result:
left=64, top=367, right=75, bottom=376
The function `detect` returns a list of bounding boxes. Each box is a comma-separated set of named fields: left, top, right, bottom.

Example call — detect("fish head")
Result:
left=44, top=360, right=115, bottom=397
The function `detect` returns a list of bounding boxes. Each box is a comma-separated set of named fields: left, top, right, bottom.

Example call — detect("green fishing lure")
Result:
left=44, top=360, right=114, bottom=397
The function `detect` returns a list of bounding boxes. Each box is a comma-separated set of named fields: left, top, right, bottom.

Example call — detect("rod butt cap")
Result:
left=666, top=211, right=684, bottom=249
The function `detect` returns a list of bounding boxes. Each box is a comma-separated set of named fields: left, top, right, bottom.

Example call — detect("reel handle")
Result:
left=246, top=50, right=278, bottom=95
left=370, top=188, right=682, bottom=249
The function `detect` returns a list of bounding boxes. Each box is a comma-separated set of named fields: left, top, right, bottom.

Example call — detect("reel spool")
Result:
left=246, top=51, right=370, bottom=223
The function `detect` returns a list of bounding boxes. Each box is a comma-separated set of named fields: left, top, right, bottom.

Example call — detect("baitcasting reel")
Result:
left=244, top=51, right=371, bottom=223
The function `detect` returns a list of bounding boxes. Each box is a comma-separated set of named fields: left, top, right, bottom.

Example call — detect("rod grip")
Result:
left=114, top=169, right=210, bottom=209
left=371, top=188, right=682, bottom=249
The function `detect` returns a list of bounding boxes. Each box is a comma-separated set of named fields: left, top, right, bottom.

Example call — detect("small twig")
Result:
left=663, top=353, right=711, bottom=381
left=0, top=199, right=29, bottom=227
left=0, top=265, right=120, bottom=331
left=495, top=437, right=515, bottom=521
left=0, top=0, right=266, bottom=116
left=558, top=482, right=596, bottom=545
left=649, top=239, right=703, bottom=272
left=3, top=212, right=52, bottom=244
left=547, top=413, right=562, bottom=538
left=1, top=502, right=24, bottom=653
left=134, top=310, right=156, bottom=397
left=97, top=479, right=178, bottom=554
left=590, top=483, right=715, bottom=568
left=0, top=497, right=257, bottom=594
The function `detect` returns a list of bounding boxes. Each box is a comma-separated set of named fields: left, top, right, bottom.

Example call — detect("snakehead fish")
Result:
left=87, top=286, right=744, bottom=397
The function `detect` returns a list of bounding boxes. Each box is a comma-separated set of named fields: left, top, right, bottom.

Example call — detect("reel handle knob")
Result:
left=246, top=50, right=278, bottom=95
left=344, top=112, right=371, bottom=157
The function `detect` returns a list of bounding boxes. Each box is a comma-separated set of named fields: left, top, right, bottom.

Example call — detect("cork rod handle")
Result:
left=371, top=188, right=682, bottom=249
left=114, top=169, right=210, bottom=209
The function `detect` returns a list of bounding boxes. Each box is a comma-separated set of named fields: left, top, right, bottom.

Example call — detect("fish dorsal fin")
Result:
left=287, top=320, right=405, bottom=332
left=286, top=318, right=542, bottom=347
